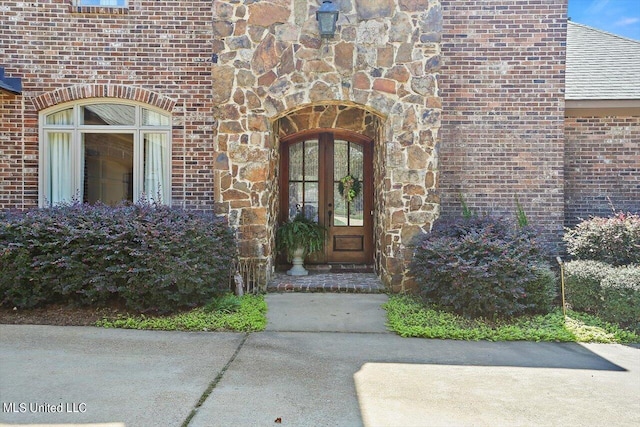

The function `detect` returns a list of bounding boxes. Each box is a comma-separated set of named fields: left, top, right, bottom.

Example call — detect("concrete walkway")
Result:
left=1, top=293, right=639, bottom=427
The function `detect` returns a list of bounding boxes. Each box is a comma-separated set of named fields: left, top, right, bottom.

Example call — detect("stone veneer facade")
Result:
left=212, top=0, right=443, bottom=290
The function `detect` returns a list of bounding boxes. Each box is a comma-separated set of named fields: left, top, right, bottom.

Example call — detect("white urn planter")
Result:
left=276, top=212, right=326, bottom=277
left=287, top=247, right=308, bottom=276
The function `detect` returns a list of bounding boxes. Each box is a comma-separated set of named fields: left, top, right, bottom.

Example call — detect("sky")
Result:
left=568, top=0, right=640, bottom=40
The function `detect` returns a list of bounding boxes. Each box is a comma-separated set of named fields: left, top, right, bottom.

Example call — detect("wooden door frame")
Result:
left=278, top=128, right=374, bottom=264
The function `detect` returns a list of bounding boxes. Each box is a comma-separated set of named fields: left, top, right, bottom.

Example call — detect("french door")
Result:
left=279, top=130, right=373, bottom=264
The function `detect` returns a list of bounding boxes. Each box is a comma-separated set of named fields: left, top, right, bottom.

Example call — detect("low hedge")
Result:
left=410, top=215, right=556, bottom=319
left=565, top=260, right=640, bottom=332
left=0, top=202, right=236, bottom=313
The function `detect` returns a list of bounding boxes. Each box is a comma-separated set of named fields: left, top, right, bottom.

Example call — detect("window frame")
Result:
left=70, top=0, right=129, bottom=14
left=74, top=0, right=128, bottom=7
left=39, top=100, right=171, bottom=207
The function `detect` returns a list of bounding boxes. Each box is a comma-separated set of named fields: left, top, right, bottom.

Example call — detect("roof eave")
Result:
left=565, top=99, right=640, bottom=117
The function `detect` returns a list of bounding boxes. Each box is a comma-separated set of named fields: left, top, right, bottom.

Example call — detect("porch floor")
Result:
left=267, top=271, right=386, bottom=293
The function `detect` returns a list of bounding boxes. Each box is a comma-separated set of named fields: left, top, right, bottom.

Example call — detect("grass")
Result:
left=96, top=294, right=267, bottom=332
left=384, top=295, right=639, bottom=343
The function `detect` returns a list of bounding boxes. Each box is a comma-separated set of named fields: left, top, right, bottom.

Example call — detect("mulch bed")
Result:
left=0, top=304, right=131, bottom=327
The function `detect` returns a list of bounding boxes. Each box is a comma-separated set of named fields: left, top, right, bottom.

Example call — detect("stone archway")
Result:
left=270, top=101, right=440, bottom=291
left=216, top=96, right=440, bottom=291
left=273, top=103, right=385, bottom=272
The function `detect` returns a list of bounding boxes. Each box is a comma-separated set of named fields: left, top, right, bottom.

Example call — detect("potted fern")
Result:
left=276, top=212, right=326, bottom=276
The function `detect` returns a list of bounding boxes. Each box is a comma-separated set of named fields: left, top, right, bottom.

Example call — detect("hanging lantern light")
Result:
left=316, top=1, right=339, bottom=38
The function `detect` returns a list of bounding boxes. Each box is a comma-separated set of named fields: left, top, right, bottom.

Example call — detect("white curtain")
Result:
left=144, top=133, right=166, bottom=203
left=47, top=109, right=74, bottom=204
left=142, top=109, right=168, bottom=126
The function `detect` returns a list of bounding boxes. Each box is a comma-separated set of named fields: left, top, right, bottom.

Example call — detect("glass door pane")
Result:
left=333, top=140, right=364, bottom=227
left=288, top=140, right=319, bottom=221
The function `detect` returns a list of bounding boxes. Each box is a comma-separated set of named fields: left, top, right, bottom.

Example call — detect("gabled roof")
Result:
left=0, top=67, right=22, bottom=95
left=566, top=22, right=640, bottom=101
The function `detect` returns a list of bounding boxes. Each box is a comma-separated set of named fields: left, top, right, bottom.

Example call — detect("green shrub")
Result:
left=410, top=215, right=556, bottom=319
left=564, top=212, right=640, bottom=266
left=0, top=246, right=52, bottom=308
left=564, top=260, right=640, bottom=332
left=0, top=202, right=236, bottom=313
left=600, top=265, right=640, bottom=331
left=524, top=264, right=557, bottom=314
left=564, top=260, right=610, bottom=313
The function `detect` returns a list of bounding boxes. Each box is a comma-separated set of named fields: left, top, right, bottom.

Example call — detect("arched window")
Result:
left=39, top=101, right=171, bottom=206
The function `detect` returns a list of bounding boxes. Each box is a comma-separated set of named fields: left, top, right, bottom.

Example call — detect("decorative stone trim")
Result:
left=31, top=84, right=176, bottom=112
left=276, top=103, right=383, bottom=140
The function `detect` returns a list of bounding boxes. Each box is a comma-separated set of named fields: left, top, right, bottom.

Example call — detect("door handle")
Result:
left=328, top=210, right=332, bottom=220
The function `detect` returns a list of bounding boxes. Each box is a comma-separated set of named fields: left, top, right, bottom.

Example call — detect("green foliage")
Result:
left=276, top=212, right=326, bottom=261
left=204, top=293, right=242, bottom=314
left=0, top=202, right=236, bottom=314
left=96, top=294, right=267, bottom=332
left=338, top=174, right=361, bottom=203
left=384, top=295, right=639, bottom=343
left=410, top=215, right=556, bottom=319
left=565, top=261, right=640, bottom=332
left=564, top=260, right=611, bottom=313
left=564, top=212, right=640, bottom=266
left=601, top=266, right=640, bottom=330
left=564, top=311, right=639, bottom=343
left=459, top=193, right=475, bottom=219
left=514, top=196, right=529, bottom=228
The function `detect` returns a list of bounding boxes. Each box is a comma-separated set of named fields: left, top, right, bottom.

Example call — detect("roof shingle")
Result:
left=0, top=67, right=22, bottom=95
left=566, top=22, right=640, bottom=100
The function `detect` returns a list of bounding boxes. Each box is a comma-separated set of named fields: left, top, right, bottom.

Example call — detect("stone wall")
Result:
left=564, top=115, right=640, bottom=226
left=212, top=0, right=443, bottom=289
left=439, top=0, right=567, bottom=247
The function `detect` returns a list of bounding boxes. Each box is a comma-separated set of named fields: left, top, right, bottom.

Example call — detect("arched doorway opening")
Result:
left=279, top=129, right=374, bottom=265
left=271, top=103, right=386, bottom=273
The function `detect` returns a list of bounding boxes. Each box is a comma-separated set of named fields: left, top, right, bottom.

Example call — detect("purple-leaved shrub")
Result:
left=0, top=201, right=236, bottom=313
left=410, top=215, right=556, bottom=319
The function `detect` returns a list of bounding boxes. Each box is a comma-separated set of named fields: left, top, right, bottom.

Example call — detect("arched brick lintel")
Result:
left=31, top=84, right=177, bottom=112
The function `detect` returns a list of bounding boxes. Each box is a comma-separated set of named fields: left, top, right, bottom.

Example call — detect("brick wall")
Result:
left=0, top=93, right=26, bottom=209
left=0, top=0, right=214, bottom=210
left=439, top=0, right=567, bottom=246
left=564, top=116, right=640, bottom=226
